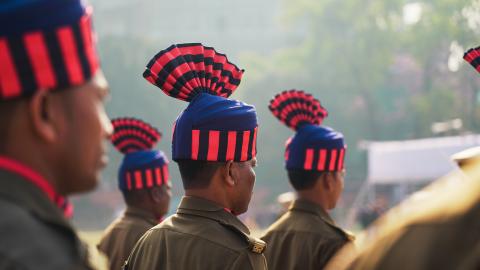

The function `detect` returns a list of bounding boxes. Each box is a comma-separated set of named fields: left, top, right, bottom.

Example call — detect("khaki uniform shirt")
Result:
left=261, top=199, right=353, bottom=270
left=346, top=173, right=480, bottom=270
left=124, top=196, right=267, bottom=270
left=98, top=207, right=157, bottom=270
left=0, top=168, right=94, bottom=269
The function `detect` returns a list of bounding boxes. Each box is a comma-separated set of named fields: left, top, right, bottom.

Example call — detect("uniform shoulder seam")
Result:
left=158, top=227, right=244, bottom=253
left=264, top=229, right=346, bottom=242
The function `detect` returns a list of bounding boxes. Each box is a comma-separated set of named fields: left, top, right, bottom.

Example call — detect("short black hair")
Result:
left=176, top=159, right=224, bottom=189
left=287, top=169, right=325, bottom=190
left=122, top=188, right=150, bottom=206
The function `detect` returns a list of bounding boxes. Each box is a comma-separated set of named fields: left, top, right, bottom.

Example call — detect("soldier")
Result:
left=98, top=118, right=171, bottom=270
left=0, top=0, right=112, bottom=269
left=124, top=43, right=266, bottom=270
left=342, top=46, right=480, bottom=270
left=261, top=90, right=354, bottom=270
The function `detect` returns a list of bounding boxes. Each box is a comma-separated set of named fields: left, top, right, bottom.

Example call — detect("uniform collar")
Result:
left=290, top=198, right=356, bottom=241
left=124, top=206, right=158, bottom=225
left=0, top=155, right=73, bottom=217
left=290, top=198, right=335, bottom=224
left=176, top=196, right=250, bottom=235
left=0, top=163, right=73, bottom=231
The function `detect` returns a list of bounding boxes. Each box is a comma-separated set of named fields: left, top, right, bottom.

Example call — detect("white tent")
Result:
left=367, top=134, right=480, bottom=184
left=345, top=134, right=480, bottom=228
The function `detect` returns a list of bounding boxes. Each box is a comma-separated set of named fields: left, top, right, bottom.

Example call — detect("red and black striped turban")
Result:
left=111, top=117, right=169, bottom=191
left=269, top=90, right=346, bottom=172
left=143, top=43, right=258, bottom=162
left=464, top=46, right=480, bottom=74
left=0, top=0, right=100, bottom=100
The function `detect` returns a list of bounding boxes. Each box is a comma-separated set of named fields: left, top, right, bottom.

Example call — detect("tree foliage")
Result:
left=241, top=0, right=480, bottom=181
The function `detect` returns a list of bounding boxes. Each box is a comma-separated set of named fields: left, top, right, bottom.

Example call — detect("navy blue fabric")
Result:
left=286, top=124, right=345, bottom=170
left=172, top=93, right=257, bottom=160
left=0, top=0, right=85, bottom=36
left=118, top=150, right=168, bottom=191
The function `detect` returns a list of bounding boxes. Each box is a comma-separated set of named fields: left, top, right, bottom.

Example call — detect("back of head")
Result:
left=143, top=43, right=258, bottom=190
left=269, top=90, right=346, bottom=190
left=111, top=117, right=169, bottom=196
left=176, top=159, right=223, bottom=189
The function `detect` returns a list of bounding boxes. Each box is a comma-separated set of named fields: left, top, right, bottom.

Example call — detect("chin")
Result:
left=236, top=206, right=248, bottom=216
left=330, top=201, right=338, bottom=210
left=73, top=175, right=100, bottom=194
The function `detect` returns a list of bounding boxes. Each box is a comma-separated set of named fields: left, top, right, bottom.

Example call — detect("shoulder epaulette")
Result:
left=342, top=229, right=356, bottom=242
left=321, top=217, right=356, bottom=242
left=219, top=222, right=267, bottom=254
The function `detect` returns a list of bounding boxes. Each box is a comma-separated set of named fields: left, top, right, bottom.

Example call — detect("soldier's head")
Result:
left=288, top=170, right=345, bottom=209
left=0, top=0, right=112, bottom=195
left=269, top=90, right=346, bottom=209
left=111, top=118, right=172, bottom=219
left=177, top=158, right=257, bottom=215
left=143, top=43, right=258, bottom=215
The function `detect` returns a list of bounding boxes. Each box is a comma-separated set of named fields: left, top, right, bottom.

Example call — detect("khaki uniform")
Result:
left=98, top=207, right=157, bottom=270
left=261, top=199, right=353, bottom=270
left=125, top=196, right=267, bottom=270
left=345, top=167, right=480, bottom=270
left=0, top=168, right=94, bottom=269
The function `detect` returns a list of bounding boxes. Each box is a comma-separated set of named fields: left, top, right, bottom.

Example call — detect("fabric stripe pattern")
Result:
left=464, top=46, right=480, bottom=73
left=123, top=164, right=169, bottom=191
left=0, top=11, right=99, bottom=100
left=143, top=43, right=244, bottom=102
left=301, top=148, right=347, bottom=172
left=188, top=128, right=258, bottom=162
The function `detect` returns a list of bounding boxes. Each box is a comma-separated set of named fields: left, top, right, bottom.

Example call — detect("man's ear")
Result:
left=224, top=160, right=236, bottom=187
left=149, top=186, right=164, bottom=203
left=320, top=173, right=333, bottom=191
left=28, top=90, right=61, bottom=143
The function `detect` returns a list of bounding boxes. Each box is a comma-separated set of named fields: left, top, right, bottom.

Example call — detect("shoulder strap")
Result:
left=321, top=216, right=356, bottom=242
left=219, top=222, right=267, bottom=254
left=178, top=207, right=267, bottom=254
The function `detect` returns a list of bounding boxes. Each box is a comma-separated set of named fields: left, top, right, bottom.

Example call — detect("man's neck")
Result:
left=185, top=188, right=230, bottom=209
left=296, top=191, right=330, bottom=212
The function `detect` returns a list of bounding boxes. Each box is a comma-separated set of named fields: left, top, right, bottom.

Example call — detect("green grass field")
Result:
left=79, top=230, right=103, bottom=247
left=79, top=231, right=108, bottom=270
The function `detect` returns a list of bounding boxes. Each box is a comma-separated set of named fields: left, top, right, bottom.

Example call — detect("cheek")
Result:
left=97, top=102, right=112, bottom=135
left=247, top=167, right=256, bottom=188
left=75, top=101, right=105, bottom=161
left=336, top=179, right=344, bottom=196
left=92, top=103, right=105, bottom=134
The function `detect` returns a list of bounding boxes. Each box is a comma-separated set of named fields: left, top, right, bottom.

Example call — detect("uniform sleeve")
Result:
left=228, top=251, right=267, bottom=270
